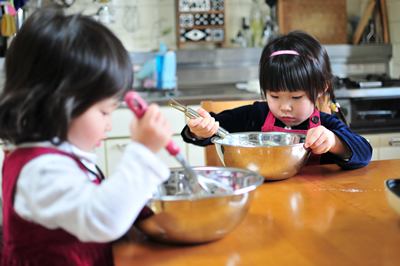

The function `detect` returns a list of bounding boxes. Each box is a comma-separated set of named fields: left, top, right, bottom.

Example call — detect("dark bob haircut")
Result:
left=259, top=30, right=334, bottom=105
left=0, top=5, right=133, bottom=145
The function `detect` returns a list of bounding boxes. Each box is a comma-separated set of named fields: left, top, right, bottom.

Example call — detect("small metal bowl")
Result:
left=135, top=166, right=264, bottom=244
left=385, top=179, right=400, bottom=216
left=212, top=132, right=311, bottom=181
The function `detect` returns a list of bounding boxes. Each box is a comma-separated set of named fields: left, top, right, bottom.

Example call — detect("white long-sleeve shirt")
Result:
left=8, top=141, right=170, bottom=242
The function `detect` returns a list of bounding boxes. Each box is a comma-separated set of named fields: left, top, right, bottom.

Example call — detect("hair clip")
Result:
left=307, top=55, right=319, bottom=64
left=329, top=102, right=340, bottom=112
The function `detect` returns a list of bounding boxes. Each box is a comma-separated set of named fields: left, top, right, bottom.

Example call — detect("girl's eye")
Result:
left=270, top=95, right=279, bottom=99
left=102, top=112, right=110, bottom=116
left=292, top=96, right=302, bottom=99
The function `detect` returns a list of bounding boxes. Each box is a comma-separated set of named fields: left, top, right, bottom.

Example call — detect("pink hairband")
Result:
left=269, top=50, right=318, bottom=64
left=269, top=50, right=299, bottom=57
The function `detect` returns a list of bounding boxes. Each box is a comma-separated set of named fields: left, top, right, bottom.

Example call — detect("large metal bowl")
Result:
left=212, top=132, right=311, bottom=181
left=135, top=166, right=264, bottom=244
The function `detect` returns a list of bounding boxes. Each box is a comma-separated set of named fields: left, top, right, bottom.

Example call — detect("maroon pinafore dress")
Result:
left=1, top=147, right=113, bottom=266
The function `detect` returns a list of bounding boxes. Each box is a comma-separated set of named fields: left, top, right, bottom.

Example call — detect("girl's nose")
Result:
left=106, top=121, right=113, bottom=131
left=280, top=102, right=292, bottom=112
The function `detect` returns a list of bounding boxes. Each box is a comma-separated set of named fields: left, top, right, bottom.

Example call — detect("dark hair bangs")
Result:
left=0, top=6, right=134, bottom=145
left=261, top=55, right=319, bottom=103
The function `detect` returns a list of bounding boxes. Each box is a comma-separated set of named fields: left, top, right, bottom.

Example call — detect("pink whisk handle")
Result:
left=165, top=141, right=180, bottom=156
left=124, top=91, right=148, bottom=119
left=124, top=91, right=179, bottom=156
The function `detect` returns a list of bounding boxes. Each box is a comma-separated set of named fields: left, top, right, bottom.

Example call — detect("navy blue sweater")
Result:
left=181, top=101, right=372, bottom=169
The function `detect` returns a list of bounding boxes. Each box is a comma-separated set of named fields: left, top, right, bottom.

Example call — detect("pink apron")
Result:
left=261, top=108, right=321, bottom=166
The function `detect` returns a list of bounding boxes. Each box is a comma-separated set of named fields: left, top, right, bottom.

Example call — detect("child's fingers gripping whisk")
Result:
left=187, top=108, right=220, bottom=138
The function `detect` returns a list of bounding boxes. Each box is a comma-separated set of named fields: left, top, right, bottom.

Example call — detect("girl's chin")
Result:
left=283, top=122, right=301, bottom=128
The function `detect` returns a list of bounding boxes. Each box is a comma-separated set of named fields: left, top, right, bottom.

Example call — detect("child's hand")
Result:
left=304, top=126, right=335, bottom=154
left=130, top=104, right=172, bottom=153
left=305, top=125, right=352, bottom=159
left=187, top=108, right=219, bottom=139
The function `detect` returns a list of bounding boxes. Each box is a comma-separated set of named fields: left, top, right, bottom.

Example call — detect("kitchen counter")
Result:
left=124, top=84, right=261, bottom=106
left=113, top=159, right=400, bottom=265
left=123, top=85, right=400, bottom=107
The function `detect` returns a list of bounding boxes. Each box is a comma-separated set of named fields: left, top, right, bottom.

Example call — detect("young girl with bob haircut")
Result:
left=0, top=6, right=172, bottom=265
left=182, top=31, right=372, bottom=169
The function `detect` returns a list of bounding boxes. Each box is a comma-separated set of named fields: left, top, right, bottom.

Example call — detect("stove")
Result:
left=334, top=74, right=400, bottom=89
left=333, top=74, right=400, bottom=133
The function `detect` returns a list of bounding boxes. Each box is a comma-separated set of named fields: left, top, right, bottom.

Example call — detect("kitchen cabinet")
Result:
left=361, top=132, right=400, bottom=161
left=186, top=105, right=206, bottom=167
left=104, top=136, right=187, bottom=176
left=361, top=134, right=380, bottom=161
left=102, top=106, right=197, bottom=177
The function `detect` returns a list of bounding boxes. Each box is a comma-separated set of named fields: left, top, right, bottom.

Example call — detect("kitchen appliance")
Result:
left=135, top=166, right=264, bottom=244
left=212, top=132, right=311, bottom=180
left=333, top=75, right=400, bottom=133
left=334, top=74, right=400, bottom=89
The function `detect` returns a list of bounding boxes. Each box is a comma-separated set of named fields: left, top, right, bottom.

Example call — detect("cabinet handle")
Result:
left=116, top=143, right=128, bottom=150
left=389, top=138, right=400, bottom=146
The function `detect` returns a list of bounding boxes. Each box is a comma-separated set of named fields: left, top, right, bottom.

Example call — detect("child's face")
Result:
left=67, top=97, right=120, bottom=152
left=266, top=90, right=315, bottom=127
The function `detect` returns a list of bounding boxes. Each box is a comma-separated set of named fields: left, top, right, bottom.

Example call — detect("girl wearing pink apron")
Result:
left=261, top=108, right=321, bottom=166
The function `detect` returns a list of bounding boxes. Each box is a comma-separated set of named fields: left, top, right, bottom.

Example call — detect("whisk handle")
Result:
left=124, top=91, right=180, bottom=156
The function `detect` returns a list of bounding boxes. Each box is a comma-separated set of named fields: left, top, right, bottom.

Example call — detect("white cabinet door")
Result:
left=185, top=105, right=206, bottom=166
left=361, top=134, right=380, bottom=161
left=107, top=107, right=185, bottom=139
left=157, top=136, right=188, bottom=168
left=105, top=136, right=187, bottom=176
left=187, top=144, right=205, bottom=167
left=362, top=132, right=400, bottom=161
left=104, top=138, right=130, bottom=177
left=159, top=106, right=186, bottom=135
left=107, top=108, right=133, bottom=138
left=105, top=106, right=188, bottom=175
left=379, top=133, right=400, bottom=160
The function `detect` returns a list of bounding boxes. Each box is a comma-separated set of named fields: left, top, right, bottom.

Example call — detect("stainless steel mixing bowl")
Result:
left=212, top=132, right=311, bottom=181
left=135, top=166, right=264, bottom=244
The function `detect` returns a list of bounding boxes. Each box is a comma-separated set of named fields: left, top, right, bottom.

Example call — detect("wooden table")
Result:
left=113, top=159, right=400, bottom=265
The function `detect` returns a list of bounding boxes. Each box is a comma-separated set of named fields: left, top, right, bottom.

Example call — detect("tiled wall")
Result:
left=46, top=0, right=400, bottom=76
left=64, top=0, right=269, bottom=52
left=64, top=0, right=361, bottom=52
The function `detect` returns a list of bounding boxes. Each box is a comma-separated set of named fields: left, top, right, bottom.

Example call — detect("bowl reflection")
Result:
left=136, top=166, right=264, bottom=244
